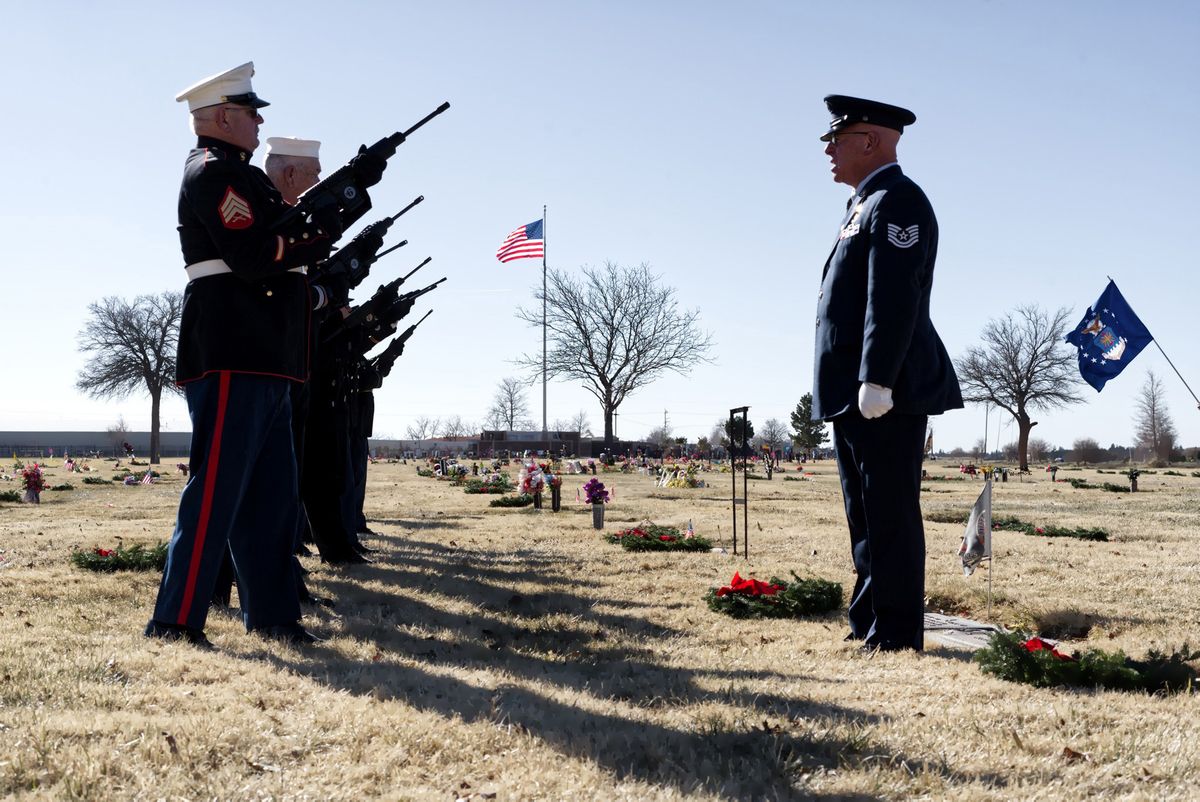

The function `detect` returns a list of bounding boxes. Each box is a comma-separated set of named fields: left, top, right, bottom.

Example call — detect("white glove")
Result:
left=858, top=382, right=894, bottom=419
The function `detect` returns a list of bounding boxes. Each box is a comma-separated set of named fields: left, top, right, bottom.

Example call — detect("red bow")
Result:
left=715, top=571, right=783, bottom=597
left=1023, top=636, right=1075, bottom=661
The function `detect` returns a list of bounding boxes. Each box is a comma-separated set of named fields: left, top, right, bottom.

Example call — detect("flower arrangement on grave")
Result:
left=974, top=630, right=1199, bottom=693
left=19, top=462, right=48, bottom=503
left=582, top=477, right=609, bottom=504
left=704, top=571, right=843, bottom=619
left=518, top=462, right=546, bottom=496
left=663, top=463, right=705, bottom=489
left=20, top=463, right=48, bottom=493
left=463, top=473, right=513, bottom=494
left=606, top=522, right=712, bottom=552
left=489, top=493, right=534, bottom=508
left=71, top=542, right=168, bottom=572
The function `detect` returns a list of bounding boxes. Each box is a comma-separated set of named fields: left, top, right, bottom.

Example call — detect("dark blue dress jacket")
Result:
left=812, top=165, right=962, bottom=421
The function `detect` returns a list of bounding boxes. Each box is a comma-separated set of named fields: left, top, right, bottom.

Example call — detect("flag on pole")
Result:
left=495, top=219, right=545, bottom=263
left=140, top=469, right=154, bottom=486
left=1064, top=280, right=1153, bottom=392
left=958, top=476, right=992, bottom=576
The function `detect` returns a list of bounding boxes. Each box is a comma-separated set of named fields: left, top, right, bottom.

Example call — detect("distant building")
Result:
left=0, top=431, right=191, bottom=459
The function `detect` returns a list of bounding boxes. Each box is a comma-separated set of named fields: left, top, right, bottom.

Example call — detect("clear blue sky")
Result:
left=2, top=1, right=1197, bottom=452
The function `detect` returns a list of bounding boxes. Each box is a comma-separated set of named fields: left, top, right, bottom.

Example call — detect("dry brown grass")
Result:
left=2, top=459, right=1199, bottom=800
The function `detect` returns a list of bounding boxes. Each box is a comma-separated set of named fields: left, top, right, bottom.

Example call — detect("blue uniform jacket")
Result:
left=812, top=165, right=962, bottom=420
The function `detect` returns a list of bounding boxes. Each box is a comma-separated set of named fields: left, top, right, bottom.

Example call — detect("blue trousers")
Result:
left=832, top=411, right=927, bottom=650
left=150, top=372, right=302, bottom=632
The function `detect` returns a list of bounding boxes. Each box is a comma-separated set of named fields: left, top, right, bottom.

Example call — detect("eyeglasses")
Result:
left=224, top=105, right=261, bottom=118
left=828, top=131, right=870, bottom=146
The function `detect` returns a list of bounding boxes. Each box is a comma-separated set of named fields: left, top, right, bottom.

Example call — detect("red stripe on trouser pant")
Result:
left=176, top=370, right=231, bottom=625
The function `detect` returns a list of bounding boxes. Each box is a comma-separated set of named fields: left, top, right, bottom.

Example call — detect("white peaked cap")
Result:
left=265, top=137, right=321, bottom=159
left=175, top=61, right=270, bottom=112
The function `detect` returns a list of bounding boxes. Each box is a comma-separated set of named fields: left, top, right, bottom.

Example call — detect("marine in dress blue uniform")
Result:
left=811, top=95, right=962, bottom=652
left=145, top=63, right=342, bottom=646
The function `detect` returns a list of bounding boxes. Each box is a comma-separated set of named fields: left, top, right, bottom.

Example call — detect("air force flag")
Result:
left=1065, top=280, right=1153, bottom=392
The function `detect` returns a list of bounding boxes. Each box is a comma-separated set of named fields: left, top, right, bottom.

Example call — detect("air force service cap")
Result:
left=820, top=95, right=916, bottom=142
left=265, top=137, right=321, bottom=159
left=175, top=62, right=270, bottom=112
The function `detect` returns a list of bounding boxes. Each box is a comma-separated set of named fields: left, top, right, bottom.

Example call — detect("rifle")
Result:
left=329, top=257, right=432, bottom=340
left=311, top=195, right=423, bottom=289
left=375, top=278, right=446, bottom=332
left=270, top=102, right=450, bottom=234
left=372, top=309, right=433, bottom=379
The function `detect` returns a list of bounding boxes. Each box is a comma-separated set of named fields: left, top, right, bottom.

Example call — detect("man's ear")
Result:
left=284, top=164, right=297, bottom=188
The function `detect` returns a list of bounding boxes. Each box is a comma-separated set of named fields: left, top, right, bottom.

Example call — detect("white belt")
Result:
left=185, top=259, right=307, bottom=281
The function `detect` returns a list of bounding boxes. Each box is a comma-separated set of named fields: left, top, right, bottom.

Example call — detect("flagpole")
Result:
left=1152, top=342, right=1200, bottom=410
left=542, top=204, right=548, bottom=437
left=986, top=475, right=993, bottom=621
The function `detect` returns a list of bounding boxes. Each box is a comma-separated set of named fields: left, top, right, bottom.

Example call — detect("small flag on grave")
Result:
left=959, top=476, right=992, bottom=576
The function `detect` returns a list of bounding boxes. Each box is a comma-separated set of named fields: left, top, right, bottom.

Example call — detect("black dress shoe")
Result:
left=258, top=624, right=323, bottom=645
left=353, top=542, right=378, bottom=554
left=300, top=593, right=336, bottom=608
left=144, top=620, right=214, bottom=650
left=325, top=552, right=373, bottom=565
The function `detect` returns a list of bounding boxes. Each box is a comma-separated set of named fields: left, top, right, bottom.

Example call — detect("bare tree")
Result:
left=106, top=416, right=130, bottom=458
left=552, top=409, right=593, bottom=437
left=1134, top=370, right=1177, bottom=465
left=1072, top=437, right=1105, bottom=464
left=1027, top=437, right=1052, bottom=463
left=516, top=261, right=714, bottom=449
left=759, top=418, right=789, bottom=455
left=956, top=305, right=1085, bottom=472
left=486, top=377, right=532, bottom=431
left=568, top=409, right=593, bottom=437
left=439, top=415, right=474, bottom=439
left=645, top=425, right=672, bottom=450
left=406, top=416, right=437, bottom=441
left=76, top=292, right=183, bottom=464
left=710, top=419, right=728, bottom=449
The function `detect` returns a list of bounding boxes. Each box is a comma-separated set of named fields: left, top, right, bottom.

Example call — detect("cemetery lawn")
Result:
left=2, top=460, right=1199, bottom=799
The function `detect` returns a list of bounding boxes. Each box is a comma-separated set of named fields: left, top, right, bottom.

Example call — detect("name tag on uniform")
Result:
left=839, top=202, right=865, bottom=240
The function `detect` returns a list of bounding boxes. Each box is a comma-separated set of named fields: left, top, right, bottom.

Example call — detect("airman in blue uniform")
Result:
left=812, top=95, right=963, bottom=652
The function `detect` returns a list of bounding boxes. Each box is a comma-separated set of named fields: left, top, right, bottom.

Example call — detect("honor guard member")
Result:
left=812, top=95, right=962, bottom=652
left=212, top=136, right=343, bottom=610
left=146, top=63, right=342, bottom=647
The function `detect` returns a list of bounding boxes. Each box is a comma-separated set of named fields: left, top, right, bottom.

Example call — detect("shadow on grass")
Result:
left=236, top=535, right=1013, bottom=798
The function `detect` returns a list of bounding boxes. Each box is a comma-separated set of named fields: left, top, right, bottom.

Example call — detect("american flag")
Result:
left=140, top=470, right=153, bottom=486
left=495, top=219, right=544, bottom=263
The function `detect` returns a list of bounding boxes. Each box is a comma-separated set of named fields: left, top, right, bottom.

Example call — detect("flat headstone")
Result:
left=924, top=612, right=1003, bottom=651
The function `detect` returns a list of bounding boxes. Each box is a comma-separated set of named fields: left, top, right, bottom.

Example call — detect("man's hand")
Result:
left=858, top=382, right=894, bottom=419
left=309, top=198, right=345, bottom=242
left=350, top=145, right=387, bottom=187
left=352, top=222, right=387, bottom=256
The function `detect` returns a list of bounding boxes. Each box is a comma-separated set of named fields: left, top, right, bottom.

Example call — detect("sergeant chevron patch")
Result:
left=219, top=187, right=253, bottom=229
left=886, top=223, right=919, bottom=248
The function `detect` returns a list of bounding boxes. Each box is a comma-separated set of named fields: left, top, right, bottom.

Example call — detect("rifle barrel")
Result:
left=389, top=196, right=424, bottom=222
left=401, top=257, right=433, bottom=282
left=403, top=102, right=451, bottom=137
left=377, top=240, right=408, bottom=259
